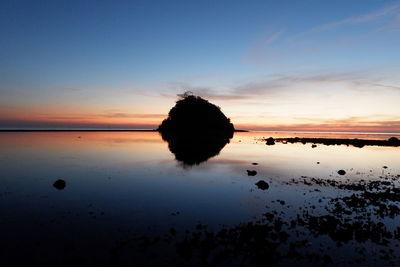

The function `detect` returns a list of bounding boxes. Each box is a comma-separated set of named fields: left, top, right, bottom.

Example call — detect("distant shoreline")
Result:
left=0, top=129, right=157, bottom=132
left=264, top=136, right=400, bottom=148
left=0, top=129, right=399, bottom=135
left=0, top=129, right=249, bottom=132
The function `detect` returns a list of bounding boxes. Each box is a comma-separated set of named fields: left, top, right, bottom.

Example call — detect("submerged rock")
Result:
left=53, top=179, right=66, bottom=190
left=271, top=137, right=400, bottom=148
left=247, top=170, right=257, bottom=176
left=255, top=180, right=269, bottom=190
left=266, top=137, right=275, bottom=145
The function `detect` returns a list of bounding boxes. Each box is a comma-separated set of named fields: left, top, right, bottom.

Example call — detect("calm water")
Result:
left=0, top=131, right=399, bottom=265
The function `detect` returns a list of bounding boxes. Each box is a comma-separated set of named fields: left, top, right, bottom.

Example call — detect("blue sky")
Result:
left=1, top=0, right=400, bottom=131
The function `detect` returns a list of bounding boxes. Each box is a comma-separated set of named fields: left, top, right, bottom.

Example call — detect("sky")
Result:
left=1, top=0, right=400, bottom=132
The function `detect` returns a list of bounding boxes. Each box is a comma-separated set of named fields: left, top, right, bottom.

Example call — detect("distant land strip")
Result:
left=265, top=137, right=400, bottom=148
left=0, top=129, right=249, bottom=132
left=0, top=129, right=157, bottom=132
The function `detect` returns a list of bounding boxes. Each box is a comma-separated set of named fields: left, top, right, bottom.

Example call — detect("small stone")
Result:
left=255, top=180, right=269, bottom=190
left=338, top=170, right=346, bottom=175
left=266, top=137, right=275, bottom=145
left=247, top=170, right=257, bottom=176
left=53, top=179, right=66, bottom=190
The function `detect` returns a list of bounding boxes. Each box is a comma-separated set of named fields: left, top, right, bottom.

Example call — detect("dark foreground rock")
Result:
left=53, top=179, right=66, bottom=190
left=247, top=170, right=257, bottom=176
left=56, top=174, right=400, bottom=266
left=266, top=137, right=275, bottom=145
left=255, top=180, right=269, bottom=190
left=265, top=136, right=400, bottom=148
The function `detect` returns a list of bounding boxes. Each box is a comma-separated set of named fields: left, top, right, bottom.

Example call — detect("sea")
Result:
left=0, top=131, right=399, bottom=265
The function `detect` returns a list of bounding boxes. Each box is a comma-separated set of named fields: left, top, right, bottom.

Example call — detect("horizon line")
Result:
left=0, top=128, right=399, bottom=135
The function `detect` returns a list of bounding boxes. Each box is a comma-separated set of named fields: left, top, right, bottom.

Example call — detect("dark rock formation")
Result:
left=158, top=92, right=234, bottom=166
left=337, top=170, right=346, bottom=175
left=53, top=179, right=66, bottom=190
left=158, top=92, right=234, bottom=139
left=266, top=137, right=275, bottom=145
left=255, top=180, right=269, bottom=190
left=247, top=170, right=257, bottom=176
left=268, top=137, right=400, bottom=148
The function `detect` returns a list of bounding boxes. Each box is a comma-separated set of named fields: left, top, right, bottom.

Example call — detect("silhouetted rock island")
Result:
left=158, top=92, right=235, bottom=166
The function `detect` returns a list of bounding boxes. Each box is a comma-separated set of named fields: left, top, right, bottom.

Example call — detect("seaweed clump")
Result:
left=158, top=92, right=235, bottom=166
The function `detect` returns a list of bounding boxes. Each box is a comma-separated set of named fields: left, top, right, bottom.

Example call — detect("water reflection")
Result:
left=159, top=131, right=232, bottom=166
left=0, top=131, right=399, bottom=265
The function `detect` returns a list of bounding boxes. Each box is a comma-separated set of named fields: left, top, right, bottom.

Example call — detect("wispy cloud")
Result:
left=245, top=30, right=284, bottom=64
left=245, top=2, right=400, bottom=67
left=44, top=113, right=165, bottom=120
left=57, top=87, right=139, bottom=95
left=165, top=69, right=400, bottom=103
left=164, top=82, right=250, bottom=101
left=182, top=73, right=221, bottom=81
left=311, top=2, right=400, bottom=32
left=100, top=113, right=165, bottom=119
left=232, top=70, right=392, bottom=96
left=238, top=117, right=400, bottom=132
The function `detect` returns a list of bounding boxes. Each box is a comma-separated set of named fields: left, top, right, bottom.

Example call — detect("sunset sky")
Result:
left=1, top=0, right=400, bottom=132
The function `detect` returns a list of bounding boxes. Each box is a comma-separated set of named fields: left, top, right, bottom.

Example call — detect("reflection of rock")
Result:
left=158, top=92, right=234, bottom=166
left=160, top=133, right=231, bottom=166
left=53, top=179, right=66, bottom=190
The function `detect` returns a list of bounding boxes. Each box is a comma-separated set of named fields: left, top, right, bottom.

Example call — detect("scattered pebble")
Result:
left=53, top=179, right=66, bottom=190
left=266, top=137, right=275, bottom=145
left=247, top=170, right=257, bottom=176
left=255, top=180, right=269, bottom=190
